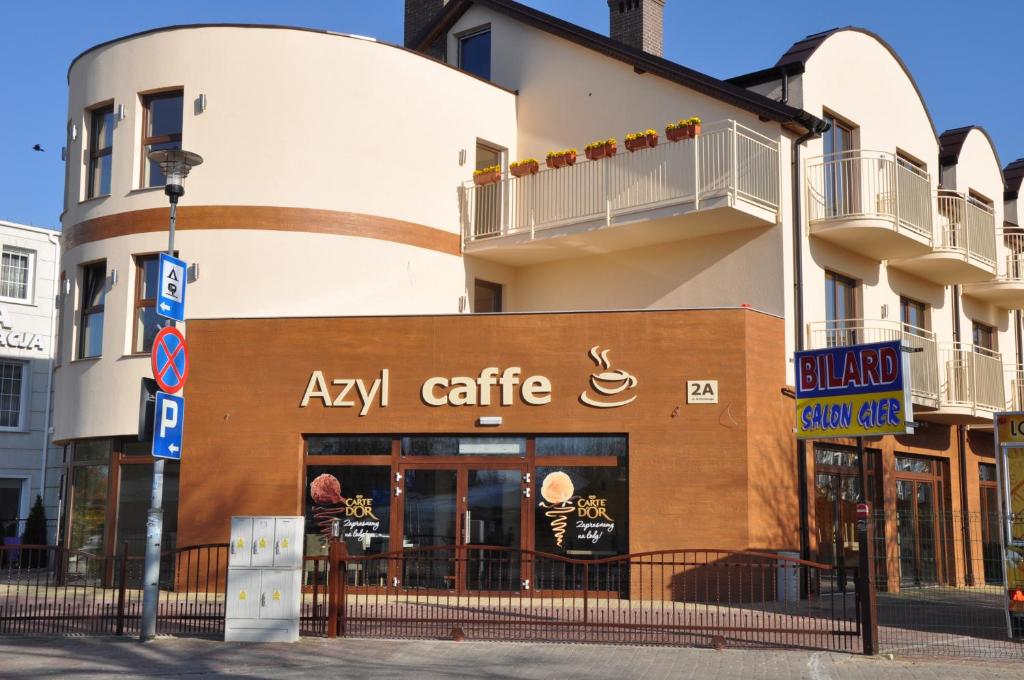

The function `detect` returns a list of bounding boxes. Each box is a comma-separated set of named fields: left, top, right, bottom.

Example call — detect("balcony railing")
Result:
left=997, top=231, right=1024, bottom=282
left=937, top=343, right=1004, bottom=414
left=935, top=190, right=997, bottom=267
left=461, top=120, right=780, bottom=244
left=1005, top=365, right=1024, bottom=411
left=805, top=319, right=938, bottom=406
left=805, top=150, right=933, bottom=241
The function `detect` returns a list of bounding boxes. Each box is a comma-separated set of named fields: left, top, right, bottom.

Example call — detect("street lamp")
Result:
left=139, top=148, right=202, bottom=642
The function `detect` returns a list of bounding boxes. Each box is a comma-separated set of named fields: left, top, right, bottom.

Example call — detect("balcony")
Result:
left=1005, top=365, right=1024, bottom=412
left=930, top=343, right=1005, bottom=423
left=805, top=150, right=933, bottom=260
left=460, top=121, right=781, bottom=265
left=962, top=232, right=1024, bottom=308
left=805, top=319, right=939, bottom=409
left=888, top=190, right=997, bottom=284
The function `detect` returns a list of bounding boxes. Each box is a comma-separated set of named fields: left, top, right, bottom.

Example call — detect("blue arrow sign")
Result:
left=157, top=252, right=187, bottom=323
left=152, top=391, right=184, bottom=460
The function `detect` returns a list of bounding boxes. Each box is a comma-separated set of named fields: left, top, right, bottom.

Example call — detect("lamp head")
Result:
left=147, top=149, right=203, bottom=200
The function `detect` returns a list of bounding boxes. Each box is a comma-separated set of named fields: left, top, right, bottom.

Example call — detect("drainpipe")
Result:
left=38, top=232, right=59, bottom=541
left=951, top=285, right=974, bottom=585
left=793, top=117, right=830, bottom=561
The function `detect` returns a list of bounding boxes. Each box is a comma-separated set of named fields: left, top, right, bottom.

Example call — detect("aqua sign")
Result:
left=795, top=340, right=913, bottom=440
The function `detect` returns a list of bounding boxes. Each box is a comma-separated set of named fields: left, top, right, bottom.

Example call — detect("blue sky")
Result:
left=1, top=0, right=1021, bottom=229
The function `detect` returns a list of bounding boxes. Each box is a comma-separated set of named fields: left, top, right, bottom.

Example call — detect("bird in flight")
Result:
left=32, top=144, right=44, bottom=152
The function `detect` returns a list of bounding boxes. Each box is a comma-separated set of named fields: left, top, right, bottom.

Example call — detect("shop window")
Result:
left=535, top=436, right=627, bottom=457
left=86, top=103, right=114, bottom=198
left=979, top=463, right=1002, bottom=585
left=895, top=455, right=933, bottom=474
left=0, top=360, right=26, bottom=429
left=68, top=440, right=111, bottom=555
left=534, top=466, right=628, bottom=559
left=401, top=436, right=525, bottom=457
left=78, top=261, right=106, bottom=359
left=131, top=255, right=161, bottom=353
left=0, top=246, right=34, bottom=302
left=304, top=465, right=391, bottom=585
left=141, top=90, right=183, bottom=188
left=474, top=279, right=503, bottom=313
left=306, top=436, right=392, bottom=456
left=0, top=478, right=23, bottom=539
left=458, top=28, right=491, bottom=80
left=116, top=463, right=179, bottom=555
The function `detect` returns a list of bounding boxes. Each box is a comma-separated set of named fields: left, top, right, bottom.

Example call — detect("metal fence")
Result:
left=319, top=545, right=861, bottom=652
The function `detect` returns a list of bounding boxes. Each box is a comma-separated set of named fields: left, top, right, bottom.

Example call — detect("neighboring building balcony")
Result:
left=805, top=319, right=939, bottom=409
left=932, top=343, right=1005, bottom=423
left=962, top=231, right=1024, bottom=308
left=805, top=150, right=933, bottom=260
left=460, top=120, right=781, bottom=265
left=1005, top=364, right=1024, bottom=412
left=888, top=190, right=997, bottom=285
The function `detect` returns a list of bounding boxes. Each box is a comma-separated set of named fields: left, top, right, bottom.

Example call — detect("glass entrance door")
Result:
left=400, top=463, right=524, bottom=592
left=896, top=479, right=940, bottom=585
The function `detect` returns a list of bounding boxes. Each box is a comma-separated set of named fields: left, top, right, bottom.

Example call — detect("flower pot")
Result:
left=548, top=152, right=577, bottom=169
left=625, top=133, right=658, bottom=152
left=587, top=143, right=617, bottom=160
left=666, top=126, right=688, bottom=142
left=690, top=123, right=701, bottom=137
left=473, top=170, right=501, bottom=186
left=510, top=161, right=539, bottom=178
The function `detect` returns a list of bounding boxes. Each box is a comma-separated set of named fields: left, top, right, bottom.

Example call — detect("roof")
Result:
left=1005, top=158, right=1024, bottom=201
left=414, top=0, right=822, bottom=134
left=938, top=125, right=1005, bottom=193
left=727, top=26, right=937, bottom=137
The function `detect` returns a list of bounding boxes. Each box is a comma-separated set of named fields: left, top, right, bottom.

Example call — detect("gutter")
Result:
left=38, top=232, right=59, bottom=533
left=792, top=118, right=830, bottom=561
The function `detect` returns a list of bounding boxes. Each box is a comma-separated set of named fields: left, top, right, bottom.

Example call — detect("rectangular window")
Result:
left=305, top=436, right=392, bottom=456
left=0, top=478, right=23, bottom=538
left=141, top=91, right=183, bottom=188
left=972, top=322, right=996, bottom=353
left=825, top=271, right=858, bottom=346
left=474, top=279, right=503, bottom=313
left=87, top=104, right=114, bottom=198
left=900, top=297, right=927, bottom=335
left=402, top=436, right=526, bottom=457
left=458, top=28, right=491, bottom=80
left=133, top=255, right=160, bottom=353
left=0, top=361, right=26, bottom=429
left=0, top=247, right=34, bottom=302
left=823, top=114, right=856, bottom=217
left=78, top=261, right=106, bottom=359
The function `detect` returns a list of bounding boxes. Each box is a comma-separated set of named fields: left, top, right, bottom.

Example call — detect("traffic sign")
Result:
left=157, top=252, right=187, bottom=322
left=152, top=391, right=184, bottom=460
left=151, top=326, right=190, bottom=394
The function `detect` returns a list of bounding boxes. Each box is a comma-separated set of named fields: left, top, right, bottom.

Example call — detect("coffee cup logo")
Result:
left=580, top=346, right=638, bottom=408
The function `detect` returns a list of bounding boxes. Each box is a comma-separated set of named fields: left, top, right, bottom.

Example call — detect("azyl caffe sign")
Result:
left=298, top=347, right=639, bottom=415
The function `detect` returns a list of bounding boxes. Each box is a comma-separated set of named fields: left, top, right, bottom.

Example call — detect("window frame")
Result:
left=457, top=25, right=492, bottom=81
left=971, top=321, right=997, bottom=354
left=131, top=253, right=160, bottom=355
left=0, top=359, right=28, bottom=431
left=86, top=102, right=114, bottom=200
left=77, top=260, right=106, bottom=360
left=0, top=246, right=35, bottom=304
left=899, top=296, right=928, bottom=335
left=139, top=89, right=184, bottom=189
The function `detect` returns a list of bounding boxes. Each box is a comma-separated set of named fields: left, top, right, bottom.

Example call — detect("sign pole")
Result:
left=140, top=195, right=177, bottom=641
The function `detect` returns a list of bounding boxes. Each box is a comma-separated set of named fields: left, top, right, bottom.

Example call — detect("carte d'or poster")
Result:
left=795, top=340, right=912, bottom=440
left=536, top=469, right=623, bottom=555
left=308, top=471, right=387, bottom=548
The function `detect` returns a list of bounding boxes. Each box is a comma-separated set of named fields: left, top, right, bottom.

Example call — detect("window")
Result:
left=474, top=279, right=502, bottom=313
left=825, top=271, right=857, bottom=346
left=78, top=261, right=106, bottom=359
left=0, top=361, right=26, bottom=429
left=141, top=91, right=183, bottom=188
left=458, top=28, right=491, bottom=80
left=133, top=255, right=160, bottom=353
left=823, top=114, right=856, bottom=217
left=972, top=322, right=996, bottom=354
left=0, top=247, right=34, bottom=301
left=86, top=104, right=114, bottom=198
left=900, top=297, right=927, bottom=335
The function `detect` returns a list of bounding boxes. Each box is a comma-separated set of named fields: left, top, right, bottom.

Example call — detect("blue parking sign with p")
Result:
left=153, top=391, right=184, bottom=460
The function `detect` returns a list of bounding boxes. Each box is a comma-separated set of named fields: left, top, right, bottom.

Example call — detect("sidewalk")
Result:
left=2, top=637, right=1022, bottom=679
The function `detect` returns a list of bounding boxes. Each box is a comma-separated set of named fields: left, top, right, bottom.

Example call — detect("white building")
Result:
left=0, top=220, right=60, bottom=544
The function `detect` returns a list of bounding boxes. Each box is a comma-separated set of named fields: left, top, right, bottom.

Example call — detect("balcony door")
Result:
left=823, top=114, right=856, bottom=217
left=474, top=141, right=505, bottom=237
left=825, top=270, right=858, bottom=346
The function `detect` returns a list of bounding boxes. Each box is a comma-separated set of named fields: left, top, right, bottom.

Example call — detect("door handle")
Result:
left=464, top=511, right=472, bottom=544
left=260, top=593, right=266, bottom=607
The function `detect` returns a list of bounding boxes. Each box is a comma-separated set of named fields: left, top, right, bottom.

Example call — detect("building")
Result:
left=0, top=220, right=60, bottom=544
left=52, top=0, right=1019, bottom=596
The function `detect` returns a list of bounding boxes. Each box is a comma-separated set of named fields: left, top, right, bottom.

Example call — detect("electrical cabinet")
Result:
left=225, top=516, right=304, bottom=642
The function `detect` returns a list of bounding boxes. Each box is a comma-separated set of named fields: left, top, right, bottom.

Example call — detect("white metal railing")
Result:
left=937, top=342, right=1005, bottom=413
left=1005, top=365, right=1024, bottom=411
left=805, top=150, right=933, bottom=242
left=997, top=231, right=1024, bottom=282
left=460, top=120, right=780, bottom=244
left=805, top=319, right=938, bottom=404
left=935, top=190, right=997, bottom=268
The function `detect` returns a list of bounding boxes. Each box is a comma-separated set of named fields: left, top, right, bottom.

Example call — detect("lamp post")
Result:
left=140, top=149, right=202, bottom=641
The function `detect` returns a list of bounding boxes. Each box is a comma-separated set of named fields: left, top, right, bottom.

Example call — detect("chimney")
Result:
left=608, top=0, right=665, bottom=57
left=405, top=0, right=451, bottom=58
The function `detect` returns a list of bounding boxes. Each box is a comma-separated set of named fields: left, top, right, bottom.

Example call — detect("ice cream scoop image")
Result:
left=310, top=473, right=343, bottom=505
left=540, top=471, right=575, bottom=505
